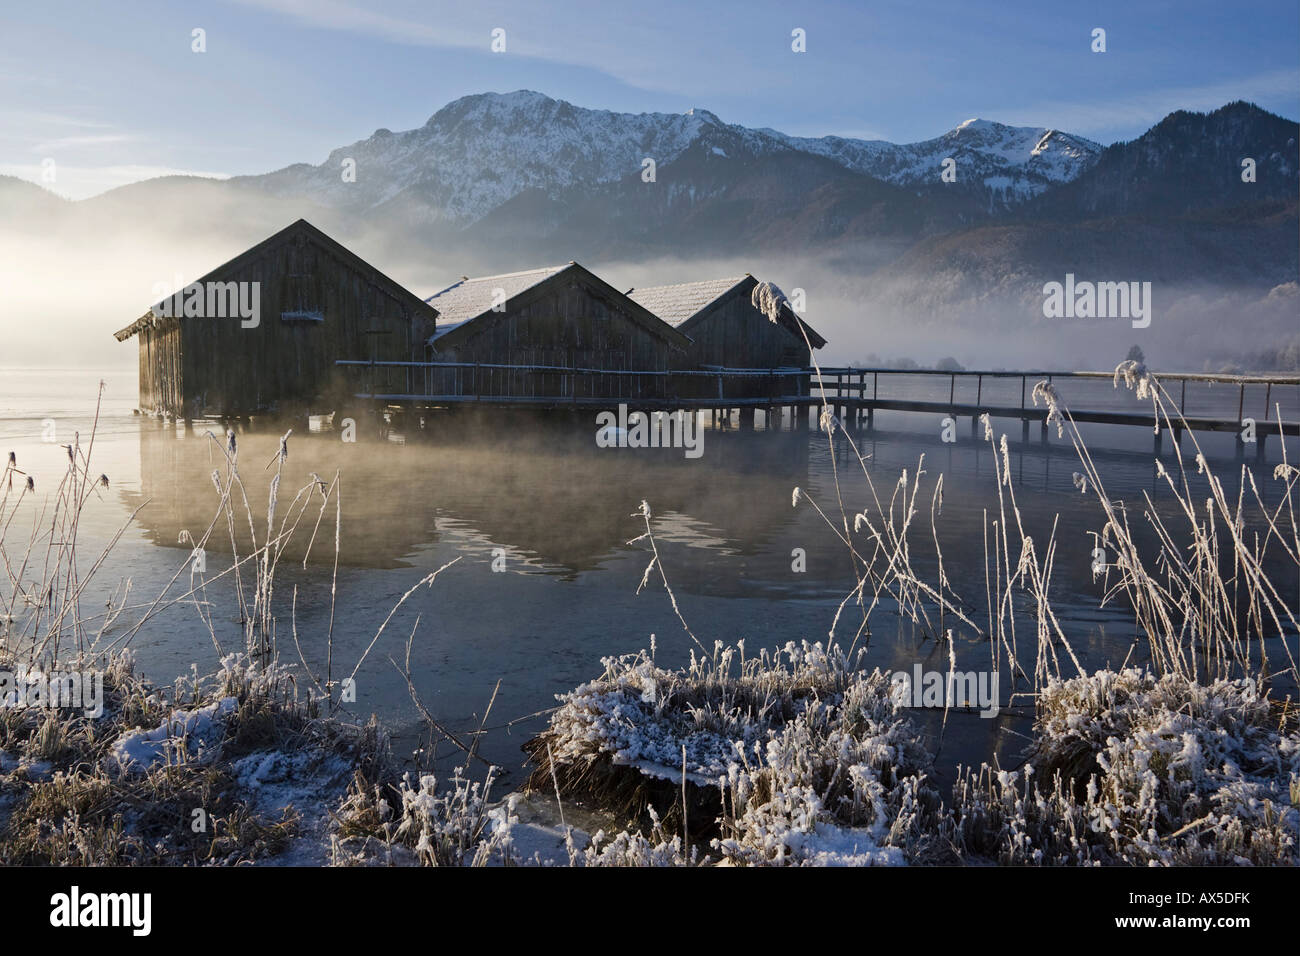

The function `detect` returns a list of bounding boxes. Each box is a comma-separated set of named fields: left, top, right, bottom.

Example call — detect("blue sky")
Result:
left=3, top=0, right=1297, bottom=198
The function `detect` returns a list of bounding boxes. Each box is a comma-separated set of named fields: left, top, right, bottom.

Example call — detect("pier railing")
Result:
left=814, top=366, right=1296, bottom=415
left=335, top=359, right=1299, bottom=444
left=335, top=359, right=813, bottom=406
left=807, top=367, right=1300, bottom=446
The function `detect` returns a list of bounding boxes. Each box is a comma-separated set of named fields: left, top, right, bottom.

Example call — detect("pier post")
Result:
left=1022, top=419, right=1029, bottom=443
left=740, top=407, right=755, bottom=430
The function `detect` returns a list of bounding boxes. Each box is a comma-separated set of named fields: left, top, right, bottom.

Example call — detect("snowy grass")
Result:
left=523, top=640, right=862, bottom=839
left=517, top=641, right=1297, bottom=866
left=330, top=765, right=519, bottom=866
left=521, top=641, right=950, bottom=865
left=0, top=390, right=425, bottom=866
left=950, top=668, right=1299, bottom=864
left=0, top=649, right=380, bottom=865
left=512, top=357, right=1299, bottom=866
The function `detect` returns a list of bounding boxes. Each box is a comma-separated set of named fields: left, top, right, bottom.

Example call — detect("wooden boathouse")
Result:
left=114, top=219, right=438, bottom=419
left=626, top=274, right=827, bottom=402
left=417, top=262, right=692, bottom=400
left=628, top=275, right=826, bottom=370
left=116, top=229, right=1296, bottom=455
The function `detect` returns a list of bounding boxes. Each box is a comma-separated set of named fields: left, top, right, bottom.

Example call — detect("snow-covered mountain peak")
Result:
left=252, top=92, right=1104, bottom=223
left=768, top=116, right=1102, bottom=202
left=685, top=107, right=721, bottom=122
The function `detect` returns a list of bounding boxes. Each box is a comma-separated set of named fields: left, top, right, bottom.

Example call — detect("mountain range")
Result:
left=243, top=91, right=1105, bottom=223
left=3, top=91, right=1296, bottom=368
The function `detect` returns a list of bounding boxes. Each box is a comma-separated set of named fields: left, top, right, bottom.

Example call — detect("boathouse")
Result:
left=627, top=275, right=826, bottom=398
left=423, top=262, right=691, bottom=400
left=628, top=275, right=826, bottom=369
left=113, top=219, right=438, bottom=419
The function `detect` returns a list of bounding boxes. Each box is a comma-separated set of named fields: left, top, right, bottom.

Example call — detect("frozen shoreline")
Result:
left=3, top=646, right=1295, bottom=867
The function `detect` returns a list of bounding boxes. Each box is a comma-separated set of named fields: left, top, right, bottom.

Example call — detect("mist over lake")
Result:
left=4, top=368, right=1295, bottom=785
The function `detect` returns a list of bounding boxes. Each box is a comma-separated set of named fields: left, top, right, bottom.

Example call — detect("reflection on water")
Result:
left=3, top=372, right=1297, bottom=786
left=123, top=414, right=815, bottom=579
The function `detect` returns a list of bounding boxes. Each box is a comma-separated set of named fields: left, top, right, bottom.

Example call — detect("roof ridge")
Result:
left=115, top=218, right=436, bottom=340
left=630, top=275, right=748, bottom=293
left=431, top=264, right=570, bottom=288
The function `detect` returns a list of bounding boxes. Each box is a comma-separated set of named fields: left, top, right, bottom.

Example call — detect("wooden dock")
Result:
left=336, top=360, right=1300, bottom=453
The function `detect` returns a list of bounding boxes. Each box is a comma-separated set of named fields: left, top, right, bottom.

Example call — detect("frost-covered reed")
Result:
left=518, top=358, right=1299, bottom=866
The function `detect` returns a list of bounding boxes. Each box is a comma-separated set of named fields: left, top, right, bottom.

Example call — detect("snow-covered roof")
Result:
left=629, top=274, right=827, bottom=349
left=626, top=277, right=748, bottom=327
left=424, top=265, right=570, bottom=336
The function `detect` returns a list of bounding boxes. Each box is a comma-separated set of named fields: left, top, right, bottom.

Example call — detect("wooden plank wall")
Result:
left=675, top=294, right=811, bottom=399
left=172, top=234, right=434, bottom=417
left=683, top=295, right=810, bottom=368
left=136, top=318, right=183, bottom=415
left=433, top=278, right=679, bottom=400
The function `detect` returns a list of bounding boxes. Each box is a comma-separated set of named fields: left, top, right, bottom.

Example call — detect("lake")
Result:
left=2, top=366, right=1297, bottom=790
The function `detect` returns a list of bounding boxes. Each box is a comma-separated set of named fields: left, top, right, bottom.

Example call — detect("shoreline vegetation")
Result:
left=1, top=364, right=1297, bottom=866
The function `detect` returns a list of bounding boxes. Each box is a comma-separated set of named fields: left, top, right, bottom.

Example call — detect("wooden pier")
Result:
left=336, top=360, right=1300, bottom=452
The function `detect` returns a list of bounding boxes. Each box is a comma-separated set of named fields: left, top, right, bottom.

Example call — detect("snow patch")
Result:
left=109, top=697, right=237, bottom=773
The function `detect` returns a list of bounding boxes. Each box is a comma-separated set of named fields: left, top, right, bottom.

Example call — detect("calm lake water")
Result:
left=2, top=367, right=1297, bottom=788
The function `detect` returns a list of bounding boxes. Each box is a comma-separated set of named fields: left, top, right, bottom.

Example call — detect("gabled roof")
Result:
left=628, top=274, right=827, bottom=349
left=425, top=261, right=691, bottom=352
left=113, top=219, right=438, bottom=341
left=627, top=277, right=749, bottom=327
left=425, top=265, right=569, bottom=337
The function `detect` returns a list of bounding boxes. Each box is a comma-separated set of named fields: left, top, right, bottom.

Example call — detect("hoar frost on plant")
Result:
left=751, top=281, right=788, bottom=325
left=950, top=668, right=1300, bottom=865
left=1113, top=360, right=1154, bottom=400
left=530, top=642, right=948, bottom=866
left=394, top=768, right=518, bottom=866
left=582, top=805, right=694, bottom=866
left=713, top=669, right=938, bottom=866
left=509, top=654, right=1300, bottom=866
left=1031, top=380, right=1066, bottom=438
left=537, top=646, right=842, bottom=782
